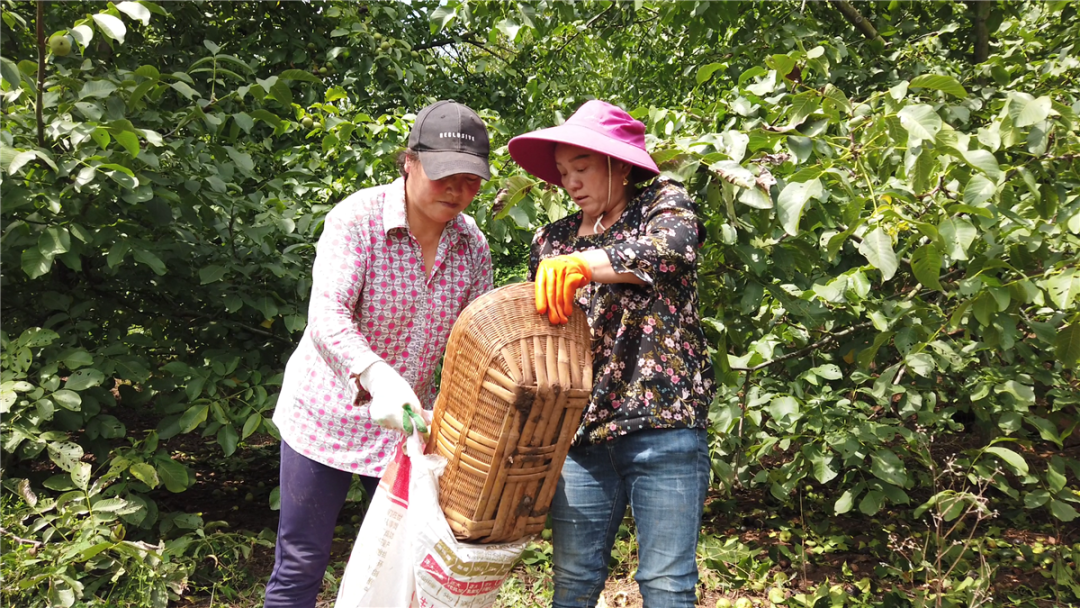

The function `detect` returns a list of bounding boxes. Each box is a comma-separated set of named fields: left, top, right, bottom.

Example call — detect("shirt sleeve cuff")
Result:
left=349, top=352, right=386, bottom=381
left=604, top=243, right=654, bottom=285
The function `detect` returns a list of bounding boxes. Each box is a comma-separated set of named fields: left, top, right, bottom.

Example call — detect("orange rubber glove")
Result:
left=535, top=253, right=592, bottom=325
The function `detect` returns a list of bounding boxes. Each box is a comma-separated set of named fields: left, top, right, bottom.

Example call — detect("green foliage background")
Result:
left=1, top=1, right=1078, bottom=606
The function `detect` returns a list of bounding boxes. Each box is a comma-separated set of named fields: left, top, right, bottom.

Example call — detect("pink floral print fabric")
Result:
left=274, top=178, right=493, bottom=475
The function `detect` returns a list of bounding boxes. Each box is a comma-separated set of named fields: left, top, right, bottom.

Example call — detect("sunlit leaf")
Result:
left=938, top=217, right=977, bottom=260
left=1055, top=323, right=1080, bottom=368
left=871, top=449, right=908, bottom=487
left=92, top=13, right=127, bottom=44
left=858, top=227, right=897, bottom=281
left=116, top=1, right=151, bottom=25
left=1009, top=93, right=1052, bottom=128
left=984, top=445, right=1029, bottom=475
left=909, top=74, right=968, bottom=98
left=898, top=104, right=942, bottom=145
left=776, top=178, right=822, bottom=236
left=696, top=62, right=726, bottom=85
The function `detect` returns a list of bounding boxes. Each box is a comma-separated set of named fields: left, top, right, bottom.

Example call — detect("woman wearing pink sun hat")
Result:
left=509, top=100, right=715, bottom=607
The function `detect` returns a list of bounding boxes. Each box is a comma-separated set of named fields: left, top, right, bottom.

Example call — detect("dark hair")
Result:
left=629, top=166, right=655, bottom=185
left=396, top=148, right=419, bottom=177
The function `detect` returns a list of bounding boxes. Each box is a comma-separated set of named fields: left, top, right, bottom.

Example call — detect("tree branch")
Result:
left=557, top=2, right=618, bottom=53
left=730, top=321, right=873, bottom=372
left=828, top=0, right=883, bottom=43
left=0, top=526, right=43, bottom=548
left=35, top=0, right=45, bottom=147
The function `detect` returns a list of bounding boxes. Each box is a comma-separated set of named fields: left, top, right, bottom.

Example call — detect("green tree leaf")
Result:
left=696, top=62, right=726, bottom=84
left=858, top=490, right=885, bottom=515
left=106, top=169, right=138, bottom=190
left=1044, top=269, right=1078, bottom=310
left=21, top=245, right=52, bottom=279
left=0, top=56, right=21, bottom=88
left=129, top=462, right=160, bottom=488
left=984, top=445, right=1029, bottom=475
left=179, top=403, right=209, bottom=433
left=776, top=178, right=822, bottom=236
left=279, top=68, right=321, bottom=83
left=871, top=448, right=908, bottom=487
left=269, top=79, right=293, bottom=107
left=199, top=264, right=227, bottom=284
left=1055, top=323, right=1080, bottom=368
left=63, top=349, right=94, bottom=369
left=155, top=457, right=189, bottom=493
left=906, top=353, right=935, bottom=377
left=47, top=441, right=84, bottom=473
left=71, top=24, right=94, bottom=48
left=132, top=248, right=166, bottom=275
left=92, top=13, right=127, bottom=44
left=113, top=130, right=140, bottom=157
left=712, top=161, right=754, bottom=189
left=233, top=112, right=254, bottom=133
left=217, top=424, right=239, bottom=456
left=909, top=74, right=968, bottom=98
left=938, top=217, right=977, bottom=260
left=429, top=5, right=457, bottom=33
left=803, top=444, right=838, bottom=484
left=65, top=368, right=105, bottom=391
left=116, top=1, right=151, bottom=25
left=1009, top=93, right=1052, bottom=128
left=767, top=395, right=801, bottom=427
left=835, top=488, right=857, bottom=515
left=52, top=390, right=81, bottom=410
left=37, top=226, right=70, bottom=257
left=225, top=146, right=255, bottom=174
left=1050, top=500, right=1079, bottom=522
left=858, top=227, right=898, bottom=281
left=738, top=187, right=773, bottom=210
left=898, top=104, right=942, bottom=145
left=241, top=413, right=262, bottom=439
left=170, top=81, right=199, bottom=99
left=963, top=174, right=997, bottom=207
left=960, top=148, right=1002, bottom=181
left=910, top=244, right=943, bottom=291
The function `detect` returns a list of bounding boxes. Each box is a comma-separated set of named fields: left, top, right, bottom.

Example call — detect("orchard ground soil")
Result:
left=149, top=431, right=1078, bottom=608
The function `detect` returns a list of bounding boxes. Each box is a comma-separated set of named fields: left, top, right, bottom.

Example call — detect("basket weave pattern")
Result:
left=426, top=282, right=592, bottom=543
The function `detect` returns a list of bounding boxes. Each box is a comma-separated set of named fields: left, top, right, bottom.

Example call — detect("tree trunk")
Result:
left=970, top=0, right=992, bottom=64
left=35, top=0, right=45, bottom=148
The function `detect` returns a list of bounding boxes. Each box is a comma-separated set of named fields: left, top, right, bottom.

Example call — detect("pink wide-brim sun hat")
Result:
left=508, top=100, right=660, bottom=187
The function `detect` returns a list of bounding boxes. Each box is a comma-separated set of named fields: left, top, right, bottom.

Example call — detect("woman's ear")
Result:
left=616, top=160, right=633, bottom=183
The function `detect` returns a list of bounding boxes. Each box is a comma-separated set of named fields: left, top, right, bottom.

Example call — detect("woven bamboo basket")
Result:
left=426, top=282, right=592, bottom=543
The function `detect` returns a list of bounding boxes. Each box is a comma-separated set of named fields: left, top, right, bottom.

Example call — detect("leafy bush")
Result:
left=2, top=1, right=1078, bottom=606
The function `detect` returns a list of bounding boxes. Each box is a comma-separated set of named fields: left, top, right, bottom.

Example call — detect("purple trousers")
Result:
left=263, top=440, right=380, bottom=608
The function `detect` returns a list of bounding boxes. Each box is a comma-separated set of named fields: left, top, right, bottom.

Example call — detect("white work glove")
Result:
left=357, top=361, right=427, bottom=435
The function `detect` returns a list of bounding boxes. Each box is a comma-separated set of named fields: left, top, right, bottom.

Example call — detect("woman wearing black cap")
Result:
left=264, top=100, right=493, bottom=608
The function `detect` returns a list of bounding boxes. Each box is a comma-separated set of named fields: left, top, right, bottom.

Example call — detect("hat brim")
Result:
left=508, top=123, right=660, bottom=187
left=418, top=150, right=491, bottom=181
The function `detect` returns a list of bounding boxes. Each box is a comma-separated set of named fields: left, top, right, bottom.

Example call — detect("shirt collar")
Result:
left=382, top=177, right=466, bottom=246
left=382, top=178, right=409, bottom=235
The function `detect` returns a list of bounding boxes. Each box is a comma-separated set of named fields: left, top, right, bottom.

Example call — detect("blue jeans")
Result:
left=551, top=428, right=710, bottom=608
left=263, top=440, right=380, bottom=608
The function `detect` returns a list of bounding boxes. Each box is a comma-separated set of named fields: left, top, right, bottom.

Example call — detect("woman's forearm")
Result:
left=577, top=248, right=647, bottom=285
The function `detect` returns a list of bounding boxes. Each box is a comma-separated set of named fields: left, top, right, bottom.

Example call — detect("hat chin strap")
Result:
left=593, top=156, right=613, bottom=235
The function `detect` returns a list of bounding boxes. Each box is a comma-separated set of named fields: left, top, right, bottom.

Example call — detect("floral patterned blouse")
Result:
left=528, top=179, right=715, bottom=446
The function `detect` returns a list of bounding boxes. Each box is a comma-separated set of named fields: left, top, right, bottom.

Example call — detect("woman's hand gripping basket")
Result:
left=426, top=282, right=592, bottom=543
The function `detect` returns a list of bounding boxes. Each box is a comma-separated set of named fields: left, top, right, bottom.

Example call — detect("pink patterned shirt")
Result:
left=273, top=178, right=493, bottom=476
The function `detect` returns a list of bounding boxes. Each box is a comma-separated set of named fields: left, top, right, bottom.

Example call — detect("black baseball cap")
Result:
left=408, top=100, right=491, bottom=180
